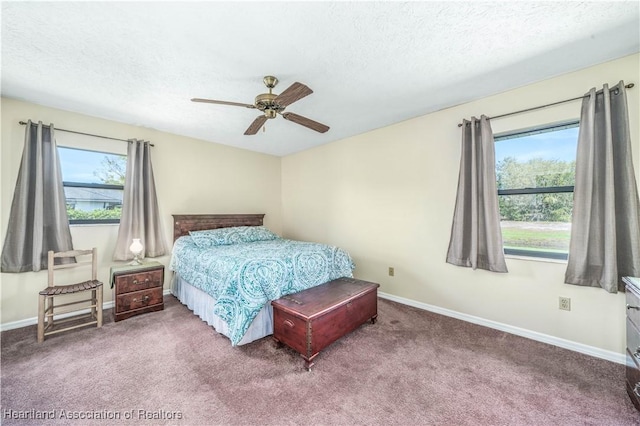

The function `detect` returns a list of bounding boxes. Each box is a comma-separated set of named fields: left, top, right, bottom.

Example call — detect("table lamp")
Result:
left=129, top=238, right=144, bottom=265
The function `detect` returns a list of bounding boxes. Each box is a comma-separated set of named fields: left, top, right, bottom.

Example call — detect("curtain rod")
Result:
left=18, top=121, right=154, bottom=147
left=457, top=82, right=635, bottom=127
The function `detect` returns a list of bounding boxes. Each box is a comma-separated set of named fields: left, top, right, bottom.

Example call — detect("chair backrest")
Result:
left=47, top=248, right=98, bottom=287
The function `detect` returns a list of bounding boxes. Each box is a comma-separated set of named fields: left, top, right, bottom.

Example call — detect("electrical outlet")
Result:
left=559, top=297, right=571, bottom=311
left=388, top=267, right=394, bottom=277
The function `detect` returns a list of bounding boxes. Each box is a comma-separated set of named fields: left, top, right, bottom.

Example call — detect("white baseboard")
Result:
left=378, top=291, right=626, bottom=365
left=0, top=289, right=173, bottom=332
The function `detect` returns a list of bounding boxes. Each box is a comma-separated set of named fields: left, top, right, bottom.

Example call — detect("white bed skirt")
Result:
left=171, top=274, right=274, bottom=345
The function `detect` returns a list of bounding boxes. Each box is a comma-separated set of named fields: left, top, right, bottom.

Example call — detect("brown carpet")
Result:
left=1, top=295, right=638, bottom=425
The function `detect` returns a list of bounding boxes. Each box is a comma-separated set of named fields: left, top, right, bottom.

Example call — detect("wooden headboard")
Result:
left=172, top=214, right=265, bottom=241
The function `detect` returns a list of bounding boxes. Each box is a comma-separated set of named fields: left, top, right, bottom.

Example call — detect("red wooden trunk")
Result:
left=271, top=277, right=379, bottom=370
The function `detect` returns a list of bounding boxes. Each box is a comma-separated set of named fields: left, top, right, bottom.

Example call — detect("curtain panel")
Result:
left=565, top=81, right=640, bottom=292
left=113, top=140, right=168, bottom=261
left=1, top=121, right=74, bottom=272
left=446, top=115, right=508, bottom=272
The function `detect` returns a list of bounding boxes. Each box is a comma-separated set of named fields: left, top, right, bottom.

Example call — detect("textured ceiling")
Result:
left=2, top=2, right=639, bottom=156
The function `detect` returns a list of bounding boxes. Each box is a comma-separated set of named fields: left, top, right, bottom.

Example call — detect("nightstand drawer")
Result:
left=116, top=269, right=163, bottom=294
left=627, top=350, right=640, bottom=410
left=116, top=288, right=163, bottom=313
left=627, top=284, right=640, bottom=329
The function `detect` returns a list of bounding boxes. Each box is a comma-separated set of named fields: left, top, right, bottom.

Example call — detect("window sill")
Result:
left=505, top=254, right=568, bottom=264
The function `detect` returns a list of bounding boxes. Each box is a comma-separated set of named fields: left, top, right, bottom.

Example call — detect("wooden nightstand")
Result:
left=110, top=262, right=164, bottom=322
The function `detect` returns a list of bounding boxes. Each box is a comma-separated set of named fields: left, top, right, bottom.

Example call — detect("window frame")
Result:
left=58, top=146, right=126, bottom=225
left=494, top=120, right=579, bottom=261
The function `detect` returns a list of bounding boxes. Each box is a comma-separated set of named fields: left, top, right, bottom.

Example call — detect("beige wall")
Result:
left=281, top=54, right=640, bottom=355
left=1, top=98, right=282, bottom=324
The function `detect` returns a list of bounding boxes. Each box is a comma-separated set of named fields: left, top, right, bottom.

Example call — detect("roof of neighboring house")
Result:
left=64, top=187, right=123, bottom=203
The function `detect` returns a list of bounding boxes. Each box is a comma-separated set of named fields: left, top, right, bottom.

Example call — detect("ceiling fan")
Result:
left=192, top=76, right=330, bottom=135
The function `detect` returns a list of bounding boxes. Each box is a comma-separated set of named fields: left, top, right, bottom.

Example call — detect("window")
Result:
left=494, top=122, right=579, bottom=260
left=57, top=147, right=126, bottom=224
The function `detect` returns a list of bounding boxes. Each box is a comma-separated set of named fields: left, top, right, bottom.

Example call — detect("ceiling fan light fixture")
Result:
left=264, top=109, right=277, bottom=119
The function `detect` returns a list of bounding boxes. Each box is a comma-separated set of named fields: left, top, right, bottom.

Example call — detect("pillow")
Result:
left=189, top=226, right=279, bottom=248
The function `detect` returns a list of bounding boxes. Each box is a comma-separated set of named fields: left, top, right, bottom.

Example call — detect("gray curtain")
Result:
left=113, top=139, right=168, bottom=260
left=446, top=115, right=508, bottom=272
left=565, top=81, right=640, bottom=293
left=1, top=121, right=74, bottom=272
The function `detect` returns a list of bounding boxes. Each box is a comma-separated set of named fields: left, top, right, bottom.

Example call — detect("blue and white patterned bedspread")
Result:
left=169, top=236, right=354, bottom=345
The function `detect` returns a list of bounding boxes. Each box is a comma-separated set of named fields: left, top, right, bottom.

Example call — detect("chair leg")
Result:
left=91, top=289, right=97, bottom=319
left=37, top=294, right=45, bottom=343
left=47, top=296, right=54, bottom=328
left=96, top=286, right=103, bottom=328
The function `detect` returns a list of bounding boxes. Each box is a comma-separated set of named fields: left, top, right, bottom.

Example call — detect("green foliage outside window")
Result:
left=93, top=155, right=126, bottom=185
left=496, top=157, right=575, bottom=222
left=67, top=206, right=122, bottom=221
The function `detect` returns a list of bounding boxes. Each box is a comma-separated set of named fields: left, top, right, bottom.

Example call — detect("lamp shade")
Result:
left=129, top=238, right=143, bottom=256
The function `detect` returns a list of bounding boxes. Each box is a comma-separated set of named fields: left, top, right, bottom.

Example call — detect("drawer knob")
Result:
left=283, top=319, right=295, bottom=328
left=133, top=295, right=150, bottom=303
left=132, top=278, right=151, bottom=285
left=627, top=304, right=640, bottom=310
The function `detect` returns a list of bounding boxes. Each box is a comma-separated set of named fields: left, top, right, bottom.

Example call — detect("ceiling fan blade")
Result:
left=282, top=112, right=329, bottom=133
left=274, top=82, right=313, bottom=107
left=244, top=115, right=268, bottom=135
left=191, top=98, right=256, bottom=109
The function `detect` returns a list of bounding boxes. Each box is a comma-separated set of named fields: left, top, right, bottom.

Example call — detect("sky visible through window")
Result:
left=495, top=126, right=579, bottom=163
left=58, top=147, right=124, bottom=183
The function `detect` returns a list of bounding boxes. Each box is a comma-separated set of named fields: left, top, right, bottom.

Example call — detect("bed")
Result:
left=169, top=214, right=355, bottom=346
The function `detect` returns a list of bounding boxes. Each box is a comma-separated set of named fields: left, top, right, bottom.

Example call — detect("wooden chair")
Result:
left=37, top=248, right=103, bottom=343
